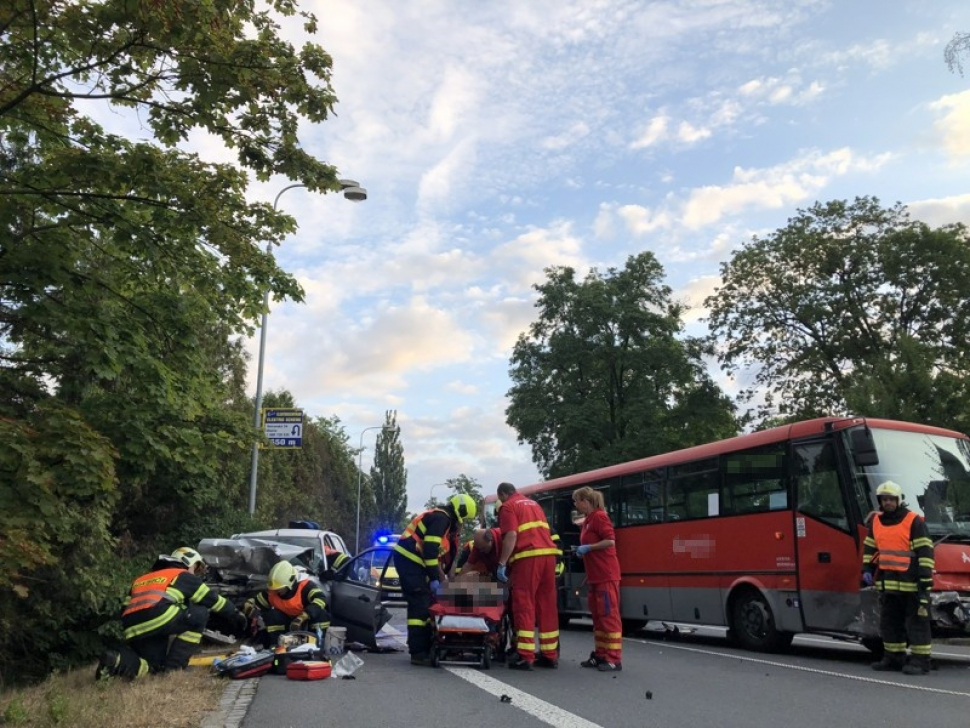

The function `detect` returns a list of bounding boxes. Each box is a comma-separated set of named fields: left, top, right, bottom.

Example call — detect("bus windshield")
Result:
left=857, top=427, right=970, bottom=537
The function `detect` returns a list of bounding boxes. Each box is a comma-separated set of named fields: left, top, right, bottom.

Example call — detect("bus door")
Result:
left=550, top=493, right=587, bottom=616
left=792, top=438, right=862, bottom=632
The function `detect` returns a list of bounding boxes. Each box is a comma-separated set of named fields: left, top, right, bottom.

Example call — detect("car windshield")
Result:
left=855, top=427, right=970, bottom=537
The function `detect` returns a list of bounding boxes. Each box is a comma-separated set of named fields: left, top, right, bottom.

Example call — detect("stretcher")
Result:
left=428, top=599, right=509, bottom=669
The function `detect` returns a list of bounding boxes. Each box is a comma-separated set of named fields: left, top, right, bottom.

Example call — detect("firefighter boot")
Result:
left=902, top=656, right=930, bottom=676
left=871, top=654, right=905, bottom=672
left=95, top=650, right=120, bottom=680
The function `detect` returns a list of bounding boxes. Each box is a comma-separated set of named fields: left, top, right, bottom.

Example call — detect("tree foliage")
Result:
left=705, top=197, right=970, bottom=429
left=0, top=0, right=348, bottom=682
left=507, top=252, right=737, bottom=479
left=945, top=32, right=970, bottom=76
left=369, top=411, right=407, bottom=539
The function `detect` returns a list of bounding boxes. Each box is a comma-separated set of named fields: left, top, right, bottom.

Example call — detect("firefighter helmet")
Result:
left=268, top=561, right=298, bottom=591
left=449, top=493, right=478, bottom=523
left=876, top=481, right=903, bottom=500
left=171, top=547, right=205, bottom=573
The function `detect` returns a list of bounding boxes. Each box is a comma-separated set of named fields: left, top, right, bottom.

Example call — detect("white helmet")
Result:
left=171, top=547, right=205, bottom=574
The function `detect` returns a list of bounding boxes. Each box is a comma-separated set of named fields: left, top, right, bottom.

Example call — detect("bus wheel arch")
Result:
left=727, top=585, right=794, bottom=653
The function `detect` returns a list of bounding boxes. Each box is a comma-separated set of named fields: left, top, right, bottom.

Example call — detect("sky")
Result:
left=220, top=0, right=970, bottom=514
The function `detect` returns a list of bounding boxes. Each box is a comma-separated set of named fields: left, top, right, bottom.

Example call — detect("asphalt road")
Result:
left=241, top=609, right=970, bottom=728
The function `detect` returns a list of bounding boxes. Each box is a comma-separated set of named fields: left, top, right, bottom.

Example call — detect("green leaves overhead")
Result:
left=705, top=197, right=970, bottom=429
left=507, top=252, right=737, bottom=479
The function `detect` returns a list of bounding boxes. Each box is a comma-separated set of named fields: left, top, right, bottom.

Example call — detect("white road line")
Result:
left=628, top=638, right=970, bottom=698
left=796, top=634, right=970, bottom=661
left=445, top=667, right=606, bottom=728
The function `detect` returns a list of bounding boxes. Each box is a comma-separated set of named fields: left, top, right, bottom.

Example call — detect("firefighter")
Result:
left=496, top=481, right=560, bottom=670
left=862, top=480, right=935, bottom=675
left=244, top=561, right=331, bottom=647
left=393, top=493, right=477, bottom=666
left=95, top=547, right=248, bottom=680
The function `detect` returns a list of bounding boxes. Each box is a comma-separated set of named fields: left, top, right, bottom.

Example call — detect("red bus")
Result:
left=483, top=416, right=970, bottom=652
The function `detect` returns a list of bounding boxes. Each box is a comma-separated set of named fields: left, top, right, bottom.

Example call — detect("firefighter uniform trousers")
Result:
left=116, top=604, right=209, bottom=678
left=880, top=591, right=932, bottom=665
left=394, top=551, right=434, bottom=657
left=509, top=555, right=558, bottom=662
left=589, top=580, right=622, bottom=664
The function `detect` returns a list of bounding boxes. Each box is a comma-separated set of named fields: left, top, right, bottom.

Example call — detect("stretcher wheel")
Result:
left=482, top=647, right=491, bottom=670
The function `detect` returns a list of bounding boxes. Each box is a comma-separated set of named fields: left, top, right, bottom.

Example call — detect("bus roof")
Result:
left=483, top=416, right=968, bottom=502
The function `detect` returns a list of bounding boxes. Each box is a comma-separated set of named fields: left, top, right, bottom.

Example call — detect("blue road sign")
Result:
left=262, top=408, right=304, bottom=449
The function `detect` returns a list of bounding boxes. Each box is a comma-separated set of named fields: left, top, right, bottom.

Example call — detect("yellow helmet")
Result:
left=449, top=493, right=478, bottom=522
left=268, top=561, right=298, bottom=591
left=171, top=547, right=204, bottom=573
left=876, top=481, right=903, bottom=499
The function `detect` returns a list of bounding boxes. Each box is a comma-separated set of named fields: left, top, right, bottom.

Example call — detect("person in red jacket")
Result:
left=573, top=486, right=623, bottom=672
left=496, top=481, right=560, bottom=670
left=457, top=527, right=504, bottom=579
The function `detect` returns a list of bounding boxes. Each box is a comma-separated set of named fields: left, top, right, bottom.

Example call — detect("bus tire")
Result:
left=621, top=619, right=647, bottom=635
left=730, top=588, right=793, bottom=653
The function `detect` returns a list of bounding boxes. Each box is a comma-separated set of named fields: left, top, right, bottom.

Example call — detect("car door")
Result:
left=328, top=548, right=392, bottom=646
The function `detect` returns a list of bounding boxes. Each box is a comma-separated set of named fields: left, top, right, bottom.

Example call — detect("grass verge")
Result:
left=0, top=664, right=227, bottom=728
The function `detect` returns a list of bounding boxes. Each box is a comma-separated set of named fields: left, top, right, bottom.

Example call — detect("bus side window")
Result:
left=666, top=465, right=718, bottom=521
left=721, top=446, right=787, bottom=515
left=794, top=441, right=849, bottom=531
left=618, top=470, right=663, bottom=525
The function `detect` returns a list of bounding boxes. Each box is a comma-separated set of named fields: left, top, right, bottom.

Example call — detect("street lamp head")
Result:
left=338, top=179, right=367, bottom=202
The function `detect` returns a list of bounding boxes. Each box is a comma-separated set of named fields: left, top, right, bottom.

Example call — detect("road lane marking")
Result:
left=628, top=638, right=970, bottom=698
left=445, top=667, right=606, bottom=728
left=796, top=634, right=970, bottom=661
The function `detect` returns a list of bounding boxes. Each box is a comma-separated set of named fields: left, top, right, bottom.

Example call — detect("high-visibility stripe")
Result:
left=508, top=547, right=559, bottom=564
left=176, top=630, right=202, bottom=644
left=123, top=605, right=180, bottom=640
left=311, top=620, right=332, bottom=629
left=910, top=644, right=932, bottom=655
left=517, top=520, right=551, bottom=533
left=425, top=535, right=442, bottom=544
left=267, top=625, right=285, bottom=633
left=136, top=659, right=150, bottom=678
left=538, top=630, right=559, bottom=639
left=407, top=618, right=430, bottom=627
left=878, top=580, right=919, bottom=592
left=918, top=557, right=935, bottom=569
left=883, top=641, right=906, bottom=653
left=912, top=536, right=933, bottom=549
left=393, top=543, right=426, bottom=566
left=516, top=640, right=536, bottom=650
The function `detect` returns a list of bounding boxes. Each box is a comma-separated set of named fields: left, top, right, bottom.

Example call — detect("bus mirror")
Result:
left=850, top=428, right=879, bottom=467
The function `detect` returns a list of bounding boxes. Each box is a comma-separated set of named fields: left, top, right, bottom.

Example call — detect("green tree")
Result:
left=507, top=252, right=737, bottom=479
left=705, top=197, right=970, bottom=428
left=423, top=474, right=484, bottom=543
left=0, top=0, right=345, bottom=681
left=945, top=32, right=970, bottom=76
left=369, top=411, right=407, bottom=535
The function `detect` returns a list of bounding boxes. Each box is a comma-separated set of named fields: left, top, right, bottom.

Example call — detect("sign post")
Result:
left=262, top=408, right=304, bottom=449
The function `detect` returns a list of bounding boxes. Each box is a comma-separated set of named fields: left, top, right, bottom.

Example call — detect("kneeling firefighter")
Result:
left=96, top=547, right=248, bottom=680
left=244, top=561, right=331, bottom=647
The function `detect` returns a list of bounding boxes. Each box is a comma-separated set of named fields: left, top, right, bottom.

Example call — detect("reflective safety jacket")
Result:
left=863, top=507, right=935, bottom=593
left=121, top=559, right=234, bottom=642
left=499, top=493, right=559, bottom=565
left=393, top=508, right=457, bottom=580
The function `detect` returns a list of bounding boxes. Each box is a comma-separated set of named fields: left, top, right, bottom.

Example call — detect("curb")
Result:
left=200, top=678, right=259, bottom=728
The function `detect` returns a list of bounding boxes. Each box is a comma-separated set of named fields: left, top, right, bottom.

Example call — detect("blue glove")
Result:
left=861, top=572, right=874, bottom=587
left=496, top=564, right=508, bottom=583
left=576, top=545, right=592, bottom=557
left=429, top=580, right=440, bottom=594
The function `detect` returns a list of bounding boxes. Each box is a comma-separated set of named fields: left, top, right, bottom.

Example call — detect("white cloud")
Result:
left=631, top=115, right=669, bottom=149
left=617, top=204, right=671, bottom=235
left=908, top=193, right=970, bottom=227
left=676, top=275, right=722, bottom=324
left=931, top=91, right=970, bottom=160
left=541, top=121, right=591, bottom=150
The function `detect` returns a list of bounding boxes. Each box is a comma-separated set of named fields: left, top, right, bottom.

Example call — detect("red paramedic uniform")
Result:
left=500, top=493, right=560, bottom=663
left=581, top=508, right=622, bottom=664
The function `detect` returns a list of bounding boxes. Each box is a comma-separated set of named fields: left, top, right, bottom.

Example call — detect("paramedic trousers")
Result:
left=589, top=580, right=622, bottom=664
left=116, top=604, right=209, bottom=678
left=394, top=552, right=434, bottom=657
left=880, top=590, right=932, bottom=667
left=509, top=555, right=558, bottom=663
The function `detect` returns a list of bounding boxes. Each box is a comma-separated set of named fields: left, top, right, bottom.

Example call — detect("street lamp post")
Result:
left=429, top=482, right=454, bottom=507
left=247, top=179, right=367, bottom=515
left=355, top=425, right=399, bottom=554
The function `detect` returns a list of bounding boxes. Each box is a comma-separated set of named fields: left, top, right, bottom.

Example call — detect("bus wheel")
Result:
left=861, top=637, right=884, bottom=658
left=730, top=589, right=793, bottom=653
left=621, top=619, right=647, bottom=635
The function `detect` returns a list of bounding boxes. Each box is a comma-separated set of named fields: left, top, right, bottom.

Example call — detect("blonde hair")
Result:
left=573, top=486, right=605, bottom=510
